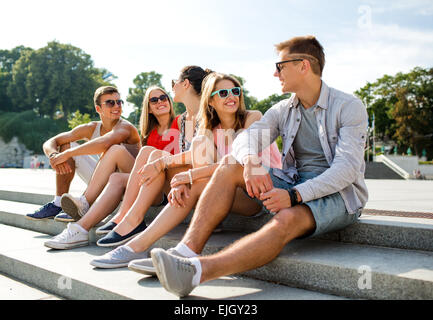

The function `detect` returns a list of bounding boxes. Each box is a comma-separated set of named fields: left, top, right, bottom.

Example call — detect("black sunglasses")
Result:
left=102, top=99, right=124, bottom=108
left=275, top=59, right=304, bottom=73
left=149, top=94, right=169, bottom=104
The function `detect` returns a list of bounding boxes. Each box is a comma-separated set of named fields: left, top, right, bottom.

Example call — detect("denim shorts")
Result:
left=250, top=170, right=360, bottom=238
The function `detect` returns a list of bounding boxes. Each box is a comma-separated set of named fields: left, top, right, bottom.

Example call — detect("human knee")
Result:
left=106, top=144, right=125, bottom=156
left=137, top=146, right=155, bottom=160
left=271, top=207, right=315, bottom=241
left=108, top=172, right=127, bottom=185
left=213, top=155, right=242, bottom=180
left=148, top=149, right=165, bottom=162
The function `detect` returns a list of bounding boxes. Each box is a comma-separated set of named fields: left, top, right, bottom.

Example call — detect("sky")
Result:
left=1, top=0, right=433, bottom=116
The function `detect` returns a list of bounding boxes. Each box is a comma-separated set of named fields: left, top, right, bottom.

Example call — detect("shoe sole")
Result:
left=151, top=249, right=170, bottom=292
left=44, top=240, right=89, bottom=250
left=96, top=233, right=139, bottom=248
left=54, top=216, right=75, bottom=223
left=89, top=260, right=129, bottom=269
left=61, top=195, right=82, bottom=222
left=128, top=262, right=157, bottom=276
left=95, top=229, right=111, bottom=235
left=26, top=215, right=55, bottom=221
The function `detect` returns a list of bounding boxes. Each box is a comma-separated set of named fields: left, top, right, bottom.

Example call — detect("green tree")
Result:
left=0, top=46, right=33, bottom=112
left=0, top=111, right=69, bottom=153
left=126, top=71, right=165, bottom=125
left=229, top=74, right=258, bottom=109
left=250, top=93, right=291, bottom=114
left=355, top=67, right=433, bottom=159
left=7, top=41, right=113, bottom=118
left=67, top=110, right=92, bottom=129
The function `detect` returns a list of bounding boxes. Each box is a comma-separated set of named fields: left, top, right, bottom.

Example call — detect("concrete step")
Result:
left=2, top=223, right=432, bottom=300
left=0, top=224, right=344, bottom=300
left=365, top=162, right=404, bottom=179
left=0, top=272, right=62, bottom=300
left=1, top=193, right=433, bottom=252
left=0, top=199, right=107, bottom=243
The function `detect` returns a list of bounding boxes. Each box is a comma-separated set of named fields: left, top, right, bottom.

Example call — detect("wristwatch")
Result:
left=289, top=188, right=302, bottom=206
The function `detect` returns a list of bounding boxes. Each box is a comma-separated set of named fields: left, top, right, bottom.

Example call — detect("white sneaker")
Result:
left=61, top=193, right=89, bottom=221
left=44, top=223, right=89, bottom=250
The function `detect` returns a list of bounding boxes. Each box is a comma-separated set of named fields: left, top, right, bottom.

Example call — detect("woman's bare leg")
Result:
left=114, top=150, right=190, bottom=236
left=109, top=146, right=156, bottom=224
left=83, top=145, right=135, bottom=205
left=78, top=173, right=129, bottom=231
left=127, top=178, right=209, bottom=252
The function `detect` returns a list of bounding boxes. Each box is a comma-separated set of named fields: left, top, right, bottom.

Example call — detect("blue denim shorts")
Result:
left=250, top=170, right=360, bottom=238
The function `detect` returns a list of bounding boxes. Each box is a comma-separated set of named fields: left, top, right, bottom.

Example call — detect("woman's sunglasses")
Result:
left=210, top=87, right=241, bottom=99
left=102, top=99, right=124, bottom=108
left=149, top=94, right=169, bottom=104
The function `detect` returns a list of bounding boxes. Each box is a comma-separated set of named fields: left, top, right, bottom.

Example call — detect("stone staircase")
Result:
left=364, top=162, right=405, bottom=179
left=0, top=186, right=432, bottom=300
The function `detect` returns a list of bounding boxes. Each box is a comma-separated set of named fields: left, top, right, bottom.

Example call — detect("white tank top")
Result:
left=91, top=121, right=140, bottom=158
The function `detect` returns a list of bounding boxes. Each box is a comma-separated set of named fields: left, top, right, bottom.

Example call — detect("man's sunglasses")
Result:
left=275, top=59, right=304, bottom=73
left=102, top=99, right=124, bottom=108
left=211, top=87, right=241, bottom=98
left=149, top=94, right=169, bottom=104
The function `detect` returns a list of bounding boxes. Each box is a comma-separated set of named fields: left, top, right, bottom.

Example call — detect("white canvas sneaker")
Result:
left=61, top=193, right=89, bottom=221
left=44, top=223, right=89, bottom=250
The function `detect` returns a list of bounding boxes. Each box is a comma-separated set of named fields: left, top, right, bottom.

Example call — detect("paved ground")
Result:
left=0, top=272, right=61, bottom=300
left=0, top=168, right=432, bottom=215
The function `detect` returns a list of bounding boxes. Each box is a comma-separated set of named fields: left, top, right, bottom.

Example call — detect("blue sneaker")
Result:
left=96, top=219, right=147, bottom=247
left=54, top=212, right=75, bottom=223
left=26, top=202, right=62, bottom=220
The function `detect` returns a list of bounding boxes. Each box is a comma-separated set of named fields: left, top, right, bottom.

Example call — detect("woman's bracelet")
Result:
left=49, top=152, right=59, bottom=158
left=188, top=169, right=193, bottom=185
left=160, top=157, right=168, bottom=171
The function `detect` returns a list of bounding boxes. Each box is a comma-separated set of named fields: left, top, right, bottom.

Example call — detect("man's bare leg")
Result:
left=79, top=173, right=129, bottom=231
left=199, top=204, right=316, bottom=283
left=181, top=158, right=250, bottom=254
left=55, top=143, right=76, bottom=196
left=82, top=145, right=135, bottom=205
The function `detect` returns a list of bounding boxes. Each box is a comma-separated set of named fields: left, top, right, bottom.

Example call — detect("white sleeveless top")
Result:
left=90, top=121, right=140, bottom=159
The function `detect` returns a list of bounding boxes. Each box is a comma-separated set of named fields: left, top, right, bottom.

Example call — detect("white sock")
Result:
left=190, top=257, right=202, bottom=287
left=52, top=196, right=61, bottom=207
left=174, top=242, right=198, bottom=258
left=74, top=223, right=89, bottom=234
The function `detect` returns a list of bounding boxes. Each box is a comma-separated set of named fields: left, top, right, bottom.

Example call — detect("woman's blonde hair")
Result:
left=139, top=86, right=175, bottom=145
left=198, top=73, right=247, bottom=133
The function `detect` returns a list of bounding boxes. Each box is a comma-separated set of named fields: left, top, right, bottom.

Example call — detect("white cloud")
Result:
left=366, top=0, right=433, bottom=15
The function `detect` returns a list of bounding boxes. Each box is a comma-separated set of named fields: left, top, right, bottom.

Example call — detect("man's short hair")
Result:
left=275, top=36, right=325, bottom=76
left=94, top=86, right=119, bottom=106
